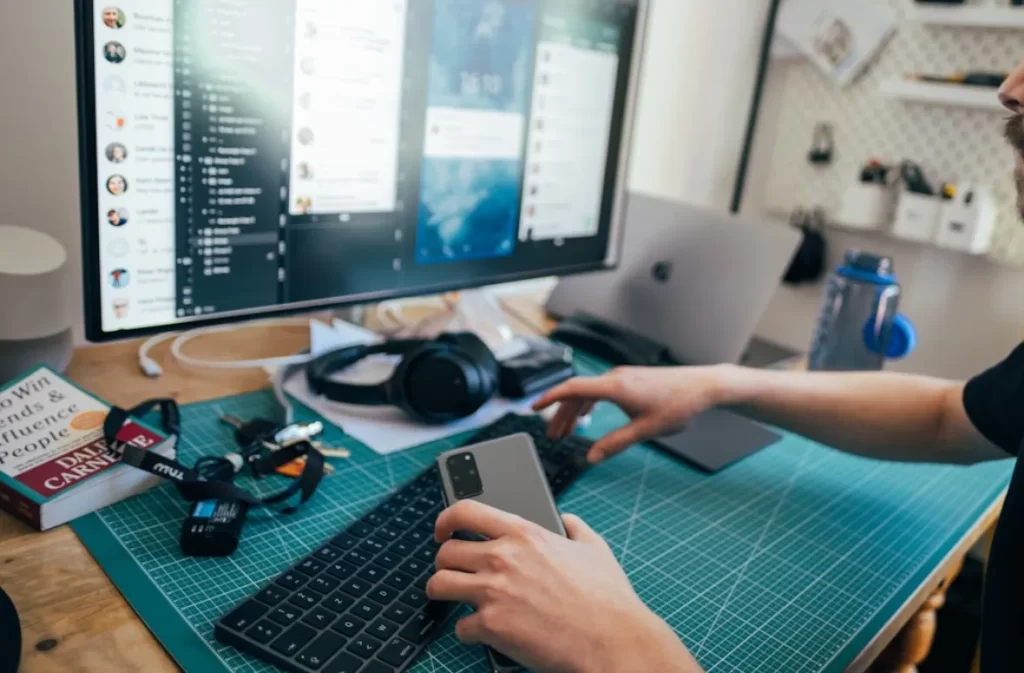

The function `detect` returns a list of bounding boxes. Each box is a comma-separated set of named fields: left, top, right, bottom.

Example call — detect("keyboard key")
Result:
left=368, top=618, right=398, bottom=640
left=346, top=634, right=383, bottom=659
left=384, top=603, right=413, bottom=624
left=388, top=515, right=414, bottom=530
left=332, top=615, right=366, bottom=638
left=269, top=605, right=303, bottom=627
left=302, top=605, right=338, bottom=630
left=414, top=546, right=436, bottom=564
left=379, top=637, right=417, bottom=667
left=276, top=571, right=307, bottom=591
left=357, top=565, right=388, bottom=584
left=415, top=570, right=433, bottom=591
left=296, top=631, right=346, bottom=670
left=364, top=511, right=388, bottom=527
left=373, top=551, right=401, bottom=569
left=403, top=504, right=428, bottom=519
left=254, top=585, right=288, bottom=607
left=379, top=501, right=400, bottom=516
left=315, top=546, right=342, bottom=563
left=389, top=539, right=416, bottom=557
left=399, top=558, right=427, bottom=577
left=352, top=599, right=383, bottom=620
left=368, top=585, right=398, bottom=606
left=372, top=527, right=400, bottom=544
left=222, top=600, right=267, bottom=632
left=417, top=517, right=436, bottom=533
left=324, top=591, right=354, bottom=614
left=361, top=661, right=396, bottom=673
left=311, top=574, right=341, bottom=594
left=399, top=612, right=440, bottom=644
left=270, top=623, right=316, bottom=657
left=349, top=522, right=375, bottom=538
left=344, top=550, right=371, bottom=567
left=361, top=538, right=387, bottom=555
left=391, top=491, right=413, bottom=506
left=339, top=578, right=370, bottom=598
left=296, top=557, right=327, bottom=576
left=323, top=652, right=363, bottom=673
left=326, top=561, right=358, bottom=580
left=399, top=588, right=428, bottom=609
left=330, top=534, right=361, bottom=551
left=289, top=590, right=322, bottom=610
left=404, top=529, right=429, bottom=545
left=383, top=571, right=414, bottom=591
left=246, top=620, right=284, bottom=644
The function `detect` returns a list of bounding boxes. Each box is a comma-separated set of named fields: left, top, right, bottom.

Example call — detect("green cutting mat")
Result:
left=72, top=353, right=1012, bottom=673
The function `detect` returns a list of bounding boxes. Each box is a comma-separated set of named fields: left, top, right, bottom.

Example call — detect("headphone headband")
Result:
left=306, top=339, right=427, bottom=406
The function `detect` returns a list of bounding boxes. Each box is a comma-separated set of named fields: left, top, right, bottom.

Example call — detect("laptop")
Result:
left=547, top=193, right=801, bottom=366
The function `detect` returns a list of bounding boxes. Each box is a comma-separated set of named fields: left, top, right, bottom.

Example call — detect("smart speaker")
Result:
left=0, top=225, right=74, bottom=385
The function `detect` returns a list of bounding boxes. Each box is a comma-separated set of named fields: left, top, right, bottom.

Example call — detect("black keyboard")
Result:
left=215, top=413, right=593, bottom=673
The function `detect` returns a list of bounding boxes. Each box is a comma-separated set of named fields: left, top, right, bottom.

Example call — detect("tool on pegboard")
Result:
left=808, top=123, right=835, bottom=165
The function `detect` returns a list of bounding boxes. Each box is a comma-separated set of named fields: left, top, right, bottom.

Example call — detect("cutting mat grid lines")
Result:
left=71, top=353, right=1011, bottom=673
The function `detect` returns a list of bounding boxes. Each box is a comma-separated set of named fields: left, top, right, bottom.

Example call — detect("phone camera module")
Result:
left=447, top=452, right=483, bottom=499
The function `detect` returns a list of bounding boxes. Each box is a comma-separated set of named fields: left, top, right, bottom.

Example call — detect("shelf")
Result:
left=879, top=78, right=1005, bottom=111
left=910, top=5, right=1024, bottom=29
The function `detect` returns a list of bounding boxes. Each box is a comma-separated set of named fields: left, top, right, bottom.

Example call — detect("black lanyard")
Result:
left=103, top=399, right=324, bottom=514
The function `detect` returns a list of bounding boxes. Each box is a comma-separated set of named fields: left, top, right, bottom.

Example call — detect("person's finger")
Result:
left=435, top=499, right=529, bottom=543
left=434, top=539, right=493, bottom=573
left=587, top=420, right=656, bottom=464
left=426, top=569, right=487, bottom=605
left=533, top=376, right=616, bottom=412
left=561, top=513, right=602, bottom=544
left=549, top=398, right=588, bottom=438
left=454, top=612, right=487, bottom=645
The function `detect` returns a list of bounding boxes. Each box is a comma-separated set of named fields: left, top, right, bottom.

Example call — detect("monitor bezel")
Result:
left=76, top=0, right=649, bottom=342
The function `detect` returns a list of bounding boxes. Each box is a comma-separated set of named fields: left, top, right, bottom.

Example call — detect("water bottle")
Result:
left=808, top=250, right=916, bottom=371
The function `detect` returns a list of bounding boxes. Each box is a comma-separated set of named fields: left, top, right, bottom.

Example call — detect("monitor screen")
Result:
left=77, top=0, right=646, bottom=340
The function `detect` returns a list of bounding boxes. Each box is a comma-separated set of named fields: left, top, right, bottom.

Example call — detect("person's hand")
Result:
left=533, top=365, right=736, bottom=463
left=428, top=500, right=702, bottom=673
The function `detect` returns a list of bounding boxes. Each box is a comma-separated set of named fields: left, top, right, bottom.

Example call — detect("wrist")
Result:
left=707, top=363, right=762, bottom=409
left=592, top=605, right=703, bottom=673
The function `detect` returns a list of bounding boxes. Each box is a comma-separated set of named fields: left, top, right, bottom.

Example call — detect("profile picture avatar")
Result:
left=107, top=174, right=128, bottom=196
left=103, top=41, right=126, bottom=64
left=107, top=208, right=129, bottom=227
left=109, top=268, right=130, bottom=289
left=102, top=6, right=126, bottom=29
left=106, top=142, right=128, bottom=163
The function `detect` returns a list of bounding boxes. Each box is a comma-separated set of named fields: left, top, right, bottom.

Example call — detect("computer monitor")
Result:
left=76, top=0, right=648, bottom=341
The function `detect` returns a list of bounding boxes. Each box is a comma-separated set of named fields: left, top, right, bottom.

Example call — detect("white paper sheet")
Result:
left=282, top=319, right=537, bottom=455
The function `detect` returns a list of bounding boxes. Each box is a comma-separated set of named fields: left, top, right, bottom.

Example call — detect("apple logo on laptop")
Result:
left=651, top=261, right=673, bottom=284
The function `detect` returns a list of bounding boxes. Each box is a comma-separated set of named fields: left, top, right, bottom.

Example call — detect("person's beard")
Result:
left=1007, top=116, right=1024, bottom=221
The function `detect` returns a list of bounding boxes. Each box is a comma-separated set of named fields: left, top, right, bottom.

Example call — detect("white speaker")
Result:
left=0, top=225, right=74, bottom=385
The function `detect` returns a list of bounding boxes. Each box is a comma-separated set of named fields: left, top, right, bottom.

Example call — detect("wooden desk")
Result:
left=0, top=306, right=998, bottom=673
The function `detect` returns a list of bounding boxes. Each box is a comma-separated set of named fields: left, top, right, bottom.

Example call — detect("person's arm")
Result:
left=428, top=500, right=704, bottom=673
left=534, top=365, right=1008, bottom=465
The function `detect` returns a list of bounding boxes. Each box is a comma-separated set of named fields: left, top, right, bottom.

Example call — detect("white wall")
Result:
left=744, top=64, right=1024, bottom=381
left=0, top=1, right=83, bottom=341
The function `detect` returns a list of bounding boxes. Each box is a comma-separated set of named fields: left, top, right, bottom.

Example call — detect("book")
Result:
left=0, top=366, right=176, bottom=531
left=778, top=0, right=897, bottom=87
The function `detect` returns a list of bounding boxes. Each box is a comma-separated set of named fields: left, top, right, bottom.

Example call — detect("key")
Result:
left=357, top=565, right=388, bottom=584
left=368, top=585, right=398, bottom=606
left=277, top=571, right=308, bottom=591
left=302, top=605, right=339, bottom=630
left=296, top=558, right=327, bottom=576
left=310, top=441, right=352, bottom=460
left=344, top=550, right=371, bottom=567
left=269, top=606, right=302, bottom=626
left=352, top=599, right=384, bottom=620
left=220, top=414, right=277, bottom=447
left=324, top=652, right=364, bottom=673
left=383, top=571, right=414, bottom=591
left=324, top=591, right=355, bottom=614
left=368, top=618, right=398, bottom=640
left=332, top=615, right=366, bottom=638
left=379, top=637, right=416, bottom=667
left=296, top=631, right=346, bottom=670
left=255, top=585, right=288, bottom=607
left=222, top=601, right=267, bottom=632
left=361, top=662, right=396, bottom=673
left=311, top=575, right=341, bottom=594
left=288, top=590, right=322, bottom=610
left=399, top=558, right=427, bottom=577
left=271, top=624, right=316, bottom=657
left=347, top=634, right=383, bottom=659
left=246, top=620, right=284, bottom=645
left=384, top=603, right=413, bottom=624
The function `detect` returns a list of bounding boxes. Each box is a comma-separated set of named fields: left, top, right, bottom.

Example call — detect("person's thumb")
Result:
left=562, top=513, right=601, bottom=544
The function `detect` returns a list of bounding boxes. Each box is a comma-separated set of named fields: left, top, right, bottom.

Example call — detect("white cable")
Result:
left=137, top=332, right=179, bottom=378
left=137, top=318, right=314, bottom=377
left=170, top=318, right=314, bottom=371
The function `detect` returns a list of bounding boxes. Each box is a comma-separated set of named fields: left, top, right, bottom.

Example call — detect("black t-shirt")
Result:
left=963, top=343, right=1024, bottom=672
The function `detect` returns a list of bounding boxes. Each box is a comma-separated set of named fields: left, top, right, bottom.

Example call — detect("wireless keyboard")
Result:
left=215, top=413, right=593, bottom=673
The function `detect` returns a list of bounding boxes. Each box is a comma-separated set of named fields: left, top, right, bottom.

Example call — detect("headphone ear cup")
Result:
left=397, top=348, right=491, bottom=423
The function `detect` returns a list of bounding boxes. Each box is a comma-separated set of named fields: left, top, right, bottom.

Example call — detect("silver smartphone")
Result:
left=437, top=433, right=566, bottom=672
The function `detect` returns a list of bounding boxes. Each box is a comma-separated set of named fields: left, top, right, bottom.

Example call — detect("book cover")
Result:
left=0, top=366, right=174, bottom=530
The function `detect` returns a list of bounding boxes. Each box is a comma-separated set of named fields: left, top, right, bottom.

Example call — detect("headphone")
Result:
left=306, top=333, right=500, bottom=424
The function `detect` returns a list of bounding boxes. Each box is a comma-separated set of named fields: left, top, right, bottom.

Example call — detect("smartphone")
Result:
left=437, top=433, right=566, bottom=672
